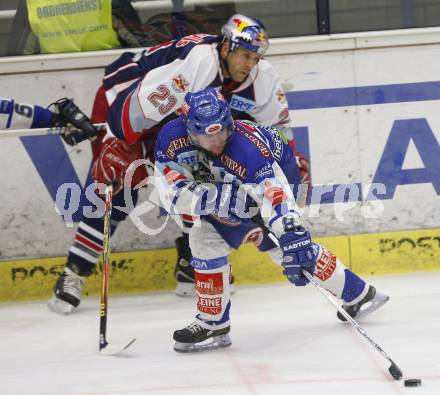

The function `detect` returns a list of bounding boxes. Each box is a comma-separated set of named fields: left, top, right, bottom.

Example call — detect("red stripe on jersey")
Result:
left=236, top=120, right=257, bottom=133
left=163, top=166, right=187, bottom=185
left=288, top=139, right=297, bottom=151
left=75, top=234, right=103, bottom=253
left=121, top=93, right=140, bottom=144
left=264, top=180, right=287, bottom=206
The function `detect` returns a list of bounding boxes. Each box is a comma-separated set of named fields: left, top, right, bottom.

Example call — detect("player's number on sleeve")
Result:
left=147, top=85, right=177, bottom=115
left=14, top=103, right=33, bottom=118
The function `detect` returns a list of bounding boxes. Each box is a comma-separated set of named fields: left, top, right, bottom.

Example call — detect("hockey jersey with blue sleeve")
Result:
left=153, top=118, right=301, bottom=237
left=102, top=34, right=291, bottom=143
left=0, top=98, right=54, bottom=129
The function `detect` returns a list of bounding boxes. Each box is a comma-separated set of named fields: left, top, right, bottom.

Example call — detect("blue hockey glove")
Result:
left=279, top=226, right=315, bottom=286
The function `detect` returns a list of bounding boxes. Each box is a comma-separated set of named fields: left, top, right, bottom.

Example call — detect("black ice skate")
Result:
left=48, top=267, right=85, bottom=315
left=173, top=322, right=232, bottom=352
left=337, top=285, right=389, bottom=322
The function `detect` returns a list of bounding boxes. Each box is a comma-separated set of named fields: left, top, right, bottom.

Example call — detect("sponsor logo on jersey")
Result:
left=165, top=136, right=192, bottom=159
left=205, top=123, right=222, bottom=134
left=276, top=89, right=286, bottom=103
left=255, top=164, right=274, bottom=180
left=264, top=125, right=283, bottom=161
left=177, top=150, right=198, bottom=165
left=235, top=123, right=271, bottom=158
left=171, top=74, right=189, bottom=93
left=220, top=153, right=247, bottom=179
left=230, top=94, right=255, bottom=112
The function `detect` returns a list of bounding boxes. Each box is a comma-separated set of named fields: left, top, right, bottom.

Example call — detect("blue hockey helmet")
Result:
left=182, top=87, right=233, bottom=137
left=221, top=14, right=269, bottom=56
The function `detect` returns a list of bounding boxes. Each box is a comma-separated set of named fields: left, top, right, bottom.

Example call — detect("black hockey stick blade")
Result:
left=100, top=338, right=136, bottom=356
left=389, top=362, right=403, bottom=380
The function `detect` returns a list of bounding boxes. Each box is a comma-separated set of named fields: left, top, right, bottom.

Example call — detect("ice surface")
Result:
left=1, top=273, right=439, bottom=395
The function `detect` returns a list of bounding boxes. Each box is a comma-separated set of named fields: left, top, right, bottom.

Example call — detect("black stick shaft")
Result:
left=99, top=185, right=113, bottom=350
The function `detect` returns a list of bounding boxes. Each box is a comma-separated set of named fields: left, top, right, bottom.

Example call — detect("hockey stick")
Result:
left=99, top=184, right=136, bottom=355
left=267, top=233, right=403, bottom=380
left=0, top=123, right=106, bottom=138
left=301, top=270, right=403, bottom=380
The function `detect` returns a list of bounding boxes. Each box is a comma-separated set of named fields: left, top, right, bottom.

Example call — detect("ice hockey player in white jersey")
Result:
left=0, top=97, right=97, bottom=145
left=49, top=14, right=311, bottom=314
left=153, top=87, right=389, bottom=352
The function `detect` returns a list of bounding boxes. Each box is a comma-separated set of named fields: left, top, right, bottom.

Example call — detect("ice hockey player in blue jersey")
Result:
left=153, top=87, right=389, bottom=352
left=0, top=97, right=97, bottom=145
left=49, top=14, right=312, bottom=314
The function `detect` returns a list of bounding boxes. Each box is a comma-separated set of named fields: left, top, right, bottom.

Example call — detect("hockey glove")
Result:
left=49, top=98, right=98, bottom=146
left=91, top=138, right=140, bottom=194
left=279, top=225, right=315, bottom=286
left=192, top=182, right=242, bottom=225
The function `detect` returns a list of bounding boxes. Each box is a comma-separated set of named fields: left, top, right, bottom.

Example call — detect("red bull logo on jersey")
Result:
left=171, top=74, right=189, bottom=93
left=205, top=123, right=222, bottom=134
left=276, top=89, right=286, bottom=103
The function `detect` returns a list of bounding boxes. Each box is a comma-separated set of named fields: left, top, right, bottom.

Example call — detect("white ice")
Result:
left=1, top=272, right=439, bottom=395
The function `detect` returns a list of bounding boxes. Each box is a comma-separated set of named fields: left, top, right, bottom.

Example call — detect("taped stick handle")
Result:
left=0, top=123, right=107, bottom=138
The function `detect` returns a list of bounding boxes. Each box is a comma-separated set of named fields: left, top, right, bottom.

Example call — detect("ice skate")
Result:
left=337, top=285, right=389, bottom=322
left=48, top=267, right=85, bottom=315
left=173, top=322, right=232, bottom=352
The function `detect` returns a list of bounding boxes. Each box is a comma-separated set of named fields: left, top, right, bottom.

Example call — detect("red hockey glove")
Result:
left=91, top=138, right=141, bottom=194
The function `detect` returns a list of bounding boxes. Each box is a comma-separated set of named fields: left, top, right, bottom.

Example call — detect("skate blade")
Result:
left=47, top=296, right=75, bottom=315
left=357, top=293, right=390, bottom=320
left=174, top=334, right=232, bottom=353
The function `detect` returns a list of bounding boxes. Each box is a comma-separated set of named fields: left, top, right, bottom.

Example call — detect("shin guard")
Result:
left=191, top=256, right=231, bottom=330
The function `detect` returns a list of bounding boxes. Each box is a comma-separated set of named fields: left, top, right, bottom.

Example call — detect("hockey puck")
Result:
left=404, top=379, right=422, bottom=387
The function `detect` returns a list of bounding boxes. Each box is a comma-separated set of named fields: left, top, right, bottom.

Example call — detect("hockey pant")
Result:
left=189, top=218, right=370, bottom=330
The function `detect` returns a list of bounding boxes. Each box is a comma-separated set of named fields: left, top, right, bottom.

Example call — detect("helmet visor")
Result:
left=190, top=126, right=233, bottom=156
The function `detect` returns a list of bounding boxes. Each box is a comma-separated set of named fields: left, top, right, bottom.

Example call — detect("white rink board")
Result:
left=1, top=42, right=440, bottom=260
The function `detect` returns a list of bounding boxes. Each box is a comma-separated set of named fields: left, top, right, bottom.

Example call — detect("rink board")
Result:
left=1, top=227, right=439, bottom=303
